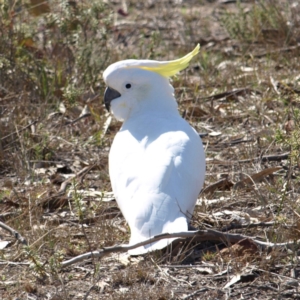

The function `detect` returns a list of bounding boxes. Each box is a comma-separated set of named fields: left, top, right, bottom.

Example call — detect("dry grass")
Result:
left=1, top=0, right=300, bottom=299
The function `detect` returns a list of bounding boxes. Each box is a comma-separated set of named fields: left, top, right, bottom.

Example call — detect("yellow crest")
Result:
left=139, top=44, right=200, bottom=77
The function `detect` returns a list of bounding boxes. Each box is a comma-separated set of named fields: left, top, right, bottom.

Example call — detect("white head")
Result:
left=103, top=45, right=200, bottom=122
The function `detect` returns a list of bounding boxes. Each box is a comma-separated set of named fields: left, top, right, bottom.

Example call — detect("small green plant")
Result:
left=70, top=180, right=88, bottom=222
left=25, top=246, right=47, bottom=277
left=62, top=83, right=83, bottom=107
left=202, top=251, right=216, bottom=261
left=0, top=190, right=10, bottom=201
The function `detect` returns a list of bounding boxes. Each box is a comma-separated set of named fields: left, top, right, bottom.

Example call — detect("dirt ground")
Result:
left=1, top=0, right=300, bottom=299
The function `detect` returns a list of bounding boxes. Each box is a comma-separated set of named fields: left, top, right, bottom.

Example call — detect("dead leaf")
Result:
left=224, top=274, right=241, bottom=289
left=202, top=178, right=234, bottom=194
left=20, top=38, right=35, bottom=48
left=220, top=239, right=259, bottom=261
left=185, top=105, right=208, bottom=118
left=234, top=166, right=282, bottom=189
left=19, top=38, right=44, bottom=59
left=285, top=119, right=295, bottom=133
left=208, top=131, right=222, bottom=137
left=28, top=0, right=51, bottom=16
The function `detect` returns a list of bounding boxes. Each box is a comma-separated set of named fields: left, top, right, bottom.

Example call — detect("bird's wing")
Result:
left=109, top=115, right=205, bottom=254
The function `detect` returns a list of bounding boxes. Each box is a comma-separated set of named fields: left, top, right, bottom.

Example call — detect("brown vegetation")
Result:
left=1, top=0, right=300, bottom=299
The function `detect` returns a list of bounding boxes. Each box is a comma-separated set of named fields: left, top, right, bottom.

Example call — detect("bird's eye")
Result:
left=125, top=83, right=131, bottom=89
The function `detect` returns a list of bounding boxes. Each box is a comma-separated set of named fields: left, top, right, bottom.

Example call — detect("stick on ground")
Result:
left=61, top=228, right=298, bottom=268
left=0, top=221, right=28, bottom=245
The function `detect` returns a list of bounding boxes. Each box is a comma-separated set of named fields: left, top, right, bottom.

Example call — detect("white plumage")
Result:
left=103, top=45, right=205, bottom=255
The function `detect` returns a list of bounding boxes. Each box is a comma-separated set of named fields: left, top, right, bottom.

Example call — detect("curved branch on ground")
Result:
left=0, top=221, right=28, bottom=245
left=61, top=229, right=298, bottom=268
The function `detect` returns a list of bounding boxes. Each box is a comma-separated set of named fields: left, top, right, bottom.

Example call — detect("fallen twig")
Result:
left=222, top=139, right=254, bottom=146
left=193, top=88, right=261, bottom=102
left=0, top=221, right=28, bottom=245
left=238, top=152, right=290, bottom=163
left=64, top=112, right=91, bottom=126
left=61, top=229, right=299, bottom=268
left=220, top=221, right=295, bottom=232
left=59, top=164, right=96, bottom=193
left=235, top=44, right=300, bottom=58
left=0, top=261, right=30, bottom=266
left=206, top=152, right=290, bottom=166
left=1, top=120, right=38, bottom=141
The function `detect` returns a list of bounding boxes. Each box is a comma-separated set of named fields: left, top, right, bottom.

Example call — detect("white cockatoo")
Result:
left=103, top=45, right=205, bottom=255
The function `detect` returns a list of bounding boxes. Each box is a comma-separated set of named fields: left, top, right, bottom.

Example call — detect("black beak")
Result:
left=104, top=87, right=121, bottom=111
